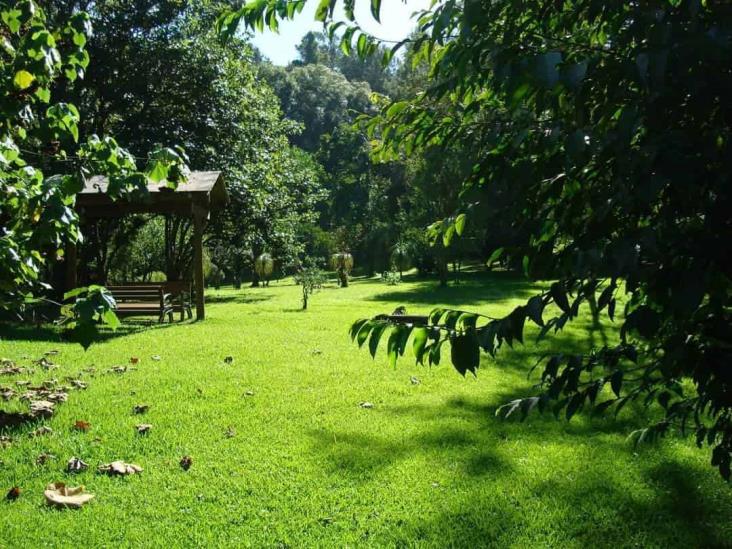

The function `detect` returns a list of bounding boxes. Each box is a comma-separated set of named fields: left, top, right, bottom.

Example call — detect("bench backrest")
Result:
left=108, top=285, right=165, bottom=303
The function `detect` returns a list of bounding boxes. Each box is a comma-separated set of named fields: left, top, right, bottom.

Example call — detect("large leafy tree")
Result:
left=222, top=0, right=732, bottom=479
left=46, top=0, right=324, bottom=286
left=0, top=0, right=187, bottom=346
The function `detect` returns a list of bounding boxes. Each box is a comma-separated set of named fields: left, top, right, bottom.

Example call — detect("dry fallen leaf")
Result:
left=0, top=435, right=12, bottom=448
left=44, top=482, right=94, bottom=509
left=151, top=355, right=162, bottom=361
left=107, top=366, right=127, bottom=374
left=223, top=356, right=234, bottom=364
left=359, top=401, right=374, bottom=409
left=133, top=404, right=149, bottom=415
left=410, top=376, right=421, bottom=385
left=73, top=420, right=91, bottom=432
left=136, top=424, right=152, bottom=435
left=6, top=486, right=21, bottom=501
left=30, top=400, right=55, bottom=418
left=0, top=388, right=15, bottom=401
left=70, top=380, right=88, bottom=390
left=98, top=461, right=143, bottom=476
left=243, top=390, right=254, bottom=397
left=45, top=350, right=59, bottom=356
left=30, top=425, right=53, bottom=437
left=36, top=453, right=56, bottom=465
left=225, top=426, right=236, bottom=438
left=180, top=456, right=192, bottom=471
left=66, top=457, right=88, bottom=473
left=130, top=357, right=139, bottom=365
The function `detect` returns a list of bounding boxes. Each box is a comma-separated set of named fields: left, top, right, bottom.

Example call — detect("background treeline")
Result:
left=48, top=0, right=516, bottom=289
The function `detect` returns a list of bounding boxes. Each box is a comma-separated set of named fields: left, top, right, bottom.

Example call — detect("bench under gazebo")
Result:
left=66, top=171, right=228, bottom=321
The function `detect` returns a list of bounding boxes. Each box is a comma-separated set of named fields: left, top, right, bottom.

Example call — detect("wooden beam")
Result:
left=65, top=238, right=78, bottom=292
left=193, top=215, right=206, bottom=320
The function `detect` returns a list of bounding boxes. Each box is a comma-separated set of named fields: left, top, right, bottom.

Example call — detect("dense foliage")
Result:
left=0, top=0, right=187, bottom=344
left=224, top=0, right=732, bottom=480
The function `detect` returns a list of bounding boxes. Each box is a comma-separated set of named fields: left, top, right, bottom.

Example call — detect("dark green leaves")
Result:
left=549, top=283, right=570, bottom=314
left=450, top=328, right=480, bottom=376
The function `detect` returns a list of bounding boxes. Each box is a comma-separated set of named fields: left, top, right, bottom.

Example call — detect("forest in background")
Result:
left=49, top=0, right=502, bottom=291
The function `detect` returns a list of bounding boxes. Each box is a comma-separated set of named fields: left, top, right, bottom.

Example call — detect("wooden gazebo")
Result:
left=67, top=171, right=228, bottom=320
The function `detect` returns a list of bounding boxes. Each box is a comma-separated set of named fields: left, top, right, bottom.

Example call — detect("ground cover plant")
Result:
left=2, top=274, right=732, bottom=547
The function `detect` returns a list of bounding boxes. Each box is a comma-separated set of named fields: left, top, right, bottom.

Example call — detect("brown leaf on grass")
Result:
left=179, top=456, right=192, bottom=471
left=410, top=376, right=421, bottom=385
left=359, top=401, right=374, bottom=409
left=30, top=425, right=53, bottom=437
left=30, top=400, right=55, bottom=418
left=130, top=357, right=139, bottom=365
left=44, top=482, right=94, bottom=509
left=73, top=420, right=91, bottom=432
left=36, top=453, right=56, bottom=465
left=107, top=366, right=127, bottom=374
left=243, top=390, right=254, bottom=397
left=66, top=457, right=88, bottom=473
left=34, top=357, right=57, bottom=371
left=135, top=424, right=152, bottom=435
left=133, top=404, right=149, bottom=414
left=151, top=355, right=162, bottom=361
left=6, top=486, right=21, bottom=500
left=98, top=461, right=143, bottom=476
left=47, top=391, right=68, bottom=403
left=70, top=380, right=88, bottom=390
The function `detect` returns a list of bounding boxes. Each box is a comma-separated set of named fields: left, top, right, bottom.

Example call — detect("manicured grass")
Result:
left=1, top=272, right=731, bottom=547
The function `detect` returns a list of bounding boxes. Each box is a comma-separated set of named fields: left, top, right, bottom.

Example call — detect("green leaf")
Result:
left=454, top=213, right=467, bottom=236
left=368, top=322, right=389, bottom=358
left=350, top=318, right=368, bottom=340
left=102, top=308, right=120, bottom=330
left=450, top=328, right=480, bottom=376
left=356, top=320, right=373, bottom=348
left=525, top=295, right=545, bottom=327
left=550, top=283, right=570, bottom=313
left=610, top=370, right=623, bottom=397
left=412, top=327, right=429, bottom=364
left=486, top=247, right=503, bottom=266
left=370, top=0, right=382, bottom=22
left=13, top=70, right=35, bottom=89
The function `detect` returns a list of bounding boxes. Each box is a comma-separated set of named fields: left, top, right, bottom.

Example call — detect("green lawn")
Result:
left=1, top=273, right=731, bottom=547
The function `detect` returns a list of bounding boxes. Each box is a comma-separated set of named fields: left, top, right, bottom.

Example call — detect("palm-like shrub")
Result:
left=254, top=253, right=274, bottom=287
left=330, top=252, right=354, bottom=288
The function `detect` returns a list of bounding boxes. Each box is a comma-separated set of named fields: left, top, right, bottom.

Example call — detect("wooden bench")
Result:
left=107, top=285, right=173, bottom=323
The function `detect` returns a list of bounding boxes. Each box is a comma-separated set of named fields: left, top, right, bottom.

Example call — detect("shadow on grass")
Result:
left=0, top=317, right=181, bottom=345
left=206, top=293, right=275, bottom=305
left=307, top=391, right=728, bottom=547
left=365, top=271, right=544, bottom=308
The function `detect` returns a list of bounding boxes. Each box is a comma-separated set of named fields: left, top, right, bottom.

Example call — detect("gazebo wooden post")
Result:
left=192, top=213, right=206, bottom=320
left=65, top=238, right=78, bottom=292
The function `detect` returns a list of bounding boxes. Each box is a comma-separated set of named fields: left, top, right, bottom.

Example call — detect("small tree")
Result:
left=294, top=260, right=326, bottom=310
left=330, top=252, right=354, bottom=287
left=254, top=253, right=274, bottom=287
